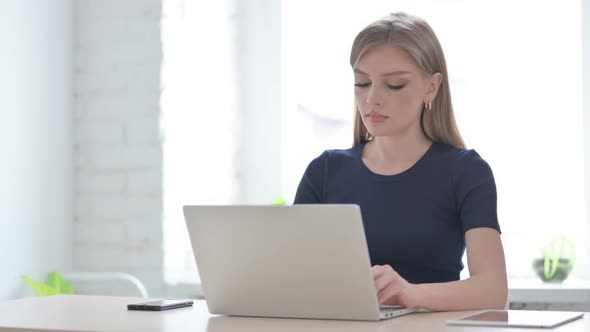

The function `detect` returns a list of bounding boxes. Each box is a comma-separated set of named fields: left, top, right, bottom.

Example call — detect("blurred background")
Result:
left=1, top=0, right=589, bottom=310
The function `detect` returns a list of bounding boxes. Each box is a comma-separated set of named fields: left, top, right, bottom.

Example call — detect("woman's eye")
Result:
left=387, top=84, right=406, bottom=90
left=354, top=82, right=370, bottom=88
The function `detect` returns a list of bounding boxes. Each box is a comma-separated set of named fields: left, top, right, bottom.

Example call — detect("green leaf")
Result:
left=44, top=271, right=75, bottom=295
left=21, top=276, right=59, bottom=296
left=271, top=196, right=287, bottom=205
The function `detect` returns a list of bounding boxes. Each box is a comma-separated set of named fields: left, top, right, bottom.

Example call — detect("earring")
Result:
left=365, top=131, right=372, bottom=141
left=424, top=100, right=432, bottom=111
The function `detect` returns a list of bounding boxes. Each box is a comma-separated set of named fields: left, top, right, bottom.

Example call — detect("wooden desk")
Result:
left=0, top=295, right=586, bottom=332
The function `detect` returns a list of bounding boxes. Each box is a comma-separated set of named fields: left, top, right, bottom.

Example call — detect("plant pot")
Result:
left=532, top=258, right=573, bottom=283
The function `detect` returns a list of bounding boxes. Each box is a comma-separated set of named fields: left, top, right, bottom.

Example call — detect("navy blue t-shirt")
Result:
left=294, top=142, right=500, bottom=284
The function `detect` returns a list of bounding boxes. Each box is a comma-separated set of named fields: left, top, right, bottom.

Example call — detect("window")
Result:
left=162, top=0, right=585, bottom=284
left=161, top=0, right=239, bottom=284
left=282, top=0, right=585, bottom=279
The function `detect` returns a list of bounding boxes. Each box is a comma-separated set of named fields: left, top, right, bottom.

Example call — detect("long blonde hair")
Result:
left=351, top=12, right=465, bottom=149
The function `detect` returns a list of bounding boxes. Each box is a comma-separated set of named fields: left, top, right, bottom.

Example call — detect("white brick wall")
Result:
left=77, top=173, right=127, bottom=194
left=73, top=0, right=164, bottom=296
left=127, top=170, right=162, bottom=195
left=76, top=146, right=162, bottom=170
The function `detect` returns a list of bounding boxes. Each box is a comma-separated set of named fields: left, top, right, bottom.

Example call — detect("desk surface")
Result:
left=509, top=278, right=590, bottom=304
left=0, top=295, right=587, bottom=332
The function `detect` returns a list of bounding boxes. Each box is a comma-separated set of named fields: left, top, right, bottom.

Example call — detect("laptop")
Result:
left=183, top=204, right=420, bottom=321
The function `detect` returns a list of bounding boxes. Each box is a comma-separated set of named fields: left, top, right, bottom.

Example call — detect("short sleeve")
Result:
left=453, top=150, right=501, bottom=234
left=293, top=151, right=328, bottom=204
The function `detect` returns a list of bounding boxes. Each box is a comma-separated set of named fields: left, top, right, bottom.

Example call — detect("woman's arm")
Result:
left=374, top=227, right=507, bottom=311
left=411, top=227, right=507, bottom=310
left=293, top=152, right=327, bottom=204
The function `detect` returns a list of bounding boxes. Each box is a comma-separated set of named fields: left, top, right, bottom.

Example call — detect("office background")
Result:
left=1, top=0, right=589, bottom=307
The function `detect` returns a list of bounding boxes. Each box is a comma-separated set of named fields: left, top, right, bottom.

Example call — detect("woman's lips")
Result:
left=366, top=112, right=388, bottom=123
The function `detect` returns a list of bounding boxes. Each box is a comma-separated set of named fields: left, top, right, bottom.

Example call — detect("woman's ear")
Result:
left=426, top=72, right=443, bottom=101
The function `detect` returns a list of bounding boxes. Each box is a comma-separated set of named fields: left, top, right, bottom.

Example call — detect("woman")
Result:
left=294, top=12, right=507, bottom=311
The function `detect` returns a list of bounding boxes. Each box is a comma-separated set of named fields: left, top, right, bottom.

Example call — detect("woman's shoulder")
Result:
left=303, top=145, right=361, bottom=175
left=312, top=145, right=362, bottom=163
left=433, top=142, right=494, bottom=182
left=435, top=142, right=489, bottom=166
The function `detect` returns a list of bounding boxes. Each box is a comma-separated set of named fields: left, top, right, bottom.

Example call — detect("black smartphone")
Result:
left=127, top=299, right=194, bottom=311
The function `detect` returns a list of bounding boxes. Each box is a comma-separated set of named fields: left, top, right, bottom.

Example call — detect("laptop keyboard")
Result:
left=380, top=305, right=404, bottom=311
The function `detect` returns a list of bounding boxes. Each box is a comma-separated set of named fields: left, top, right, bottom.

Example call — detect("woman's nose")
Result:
left=366, top=86, right=383, bottom=106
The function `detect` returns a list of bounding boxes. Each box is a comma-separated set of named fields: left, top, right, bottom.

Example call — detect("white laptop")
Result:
left=183, top=204, right=420, bottom=321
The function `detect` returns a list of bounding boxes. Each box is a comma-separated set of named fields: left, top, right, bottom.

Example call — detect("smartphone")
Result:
left=127, top=299, right=194, bottom=311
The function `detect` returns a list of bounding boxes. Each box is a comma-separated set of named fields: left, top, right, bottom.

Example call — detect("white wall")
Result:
left=0, top=0, right=73, bottom=300
left=584, top=0, right=590, bottom=278
left=73, top=0, right=164, bottom=296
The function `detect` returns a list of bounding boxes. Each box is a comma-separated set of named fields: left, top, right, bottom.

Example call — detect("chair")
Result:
left=62, top=272, right=148, bottom=298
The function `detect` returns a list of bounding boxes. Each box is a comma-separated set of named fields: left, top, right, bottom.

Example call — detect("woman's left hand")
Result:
left=371, top=264, right=418, bottom=307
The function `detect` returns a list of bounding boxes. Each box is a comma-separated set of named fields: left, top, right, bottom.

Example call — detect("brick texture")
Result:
left=73, top=0, right=164, bottom=296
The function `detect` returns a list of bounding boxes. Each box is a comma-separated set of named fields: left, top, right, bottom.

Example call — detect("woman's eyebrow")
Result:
left=353, top=68, right=412, bottom=76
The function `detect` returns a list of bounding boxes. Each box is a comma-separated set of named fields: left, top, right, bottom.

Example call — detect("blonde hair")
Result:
left=351, top=12, right=465, bottom=149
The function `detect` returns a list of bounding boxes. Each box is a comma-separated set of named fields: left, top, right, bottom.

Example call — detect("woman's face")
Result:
left=353, top=44, right=440, bottom=138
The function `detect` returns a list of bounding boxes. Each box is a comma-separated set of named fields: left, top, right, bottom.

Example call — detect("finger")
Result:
left=384, top=264, right=400, bottom=278
left=377, top=286, right=400, bottom=305
left=374, top=272, right=393, bottom=294
left=371, top=265, right=386, bottom=279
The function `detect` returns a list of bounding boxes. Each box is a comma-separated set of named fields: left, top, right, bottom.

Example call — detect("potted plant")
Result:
left=21, top=270, right=75, bottom=296
left=271, top=196, right=288, bottom=205
left=532, top=236, right=575, bottom=283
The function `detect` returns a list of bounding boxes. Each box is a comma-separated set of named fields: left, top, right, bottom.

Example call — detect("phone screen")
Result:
left=127, top=299, right=193, bottom=311
left=141, top=300, right=190, bottom=307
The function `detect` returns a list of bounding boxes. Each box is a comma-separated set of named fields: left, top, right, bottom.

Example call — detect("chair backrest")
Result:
left=62, top=272, right=148, bottom=298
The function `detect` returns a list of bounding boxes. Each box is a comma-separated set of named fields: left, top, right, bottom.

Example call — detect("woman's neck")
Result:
left=363, top=131, right=432, bottom=172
